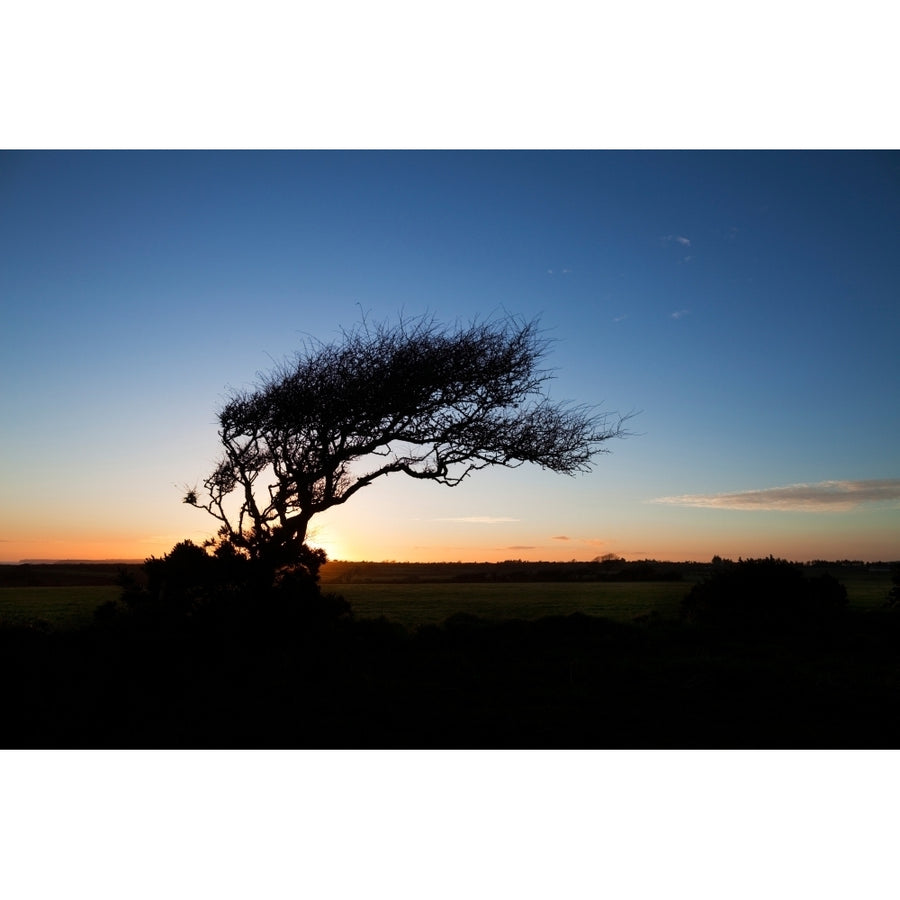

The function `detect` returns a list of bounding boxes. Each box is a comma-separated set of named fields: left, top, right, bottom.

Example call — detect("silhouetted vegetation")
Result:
left=183, top=314, right=628, bottom=586
left=2, top=554, right=900, bottom=748
left=94, top=539, right=349, bottom=637
left=681, top=557, right=848, bottom=632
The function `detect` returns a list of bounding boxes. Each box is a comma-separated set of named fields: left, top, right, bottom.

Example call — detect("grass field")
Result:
left=0, top=570, right=891, bottom=630
left=331, top=570, right=893, bottom=627
left=332, top=581, right=689, bottom=627
left=0, top=585, right=121, bottom=629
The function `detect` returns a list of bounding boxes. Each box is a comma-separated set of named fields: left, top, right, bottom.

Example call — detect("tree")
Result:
left=184, top=314, right=629, bottom=576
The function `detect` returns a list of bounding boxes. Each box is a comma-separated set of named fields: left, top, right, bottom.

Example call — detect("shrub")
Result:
left=681, top=557, right=847, bottom=632
left=102, top=538, right=350, bottom=637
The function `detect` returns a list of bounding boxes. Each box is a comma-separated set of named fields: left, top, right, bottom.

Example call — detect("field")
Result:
left=0, top=585, right=121, bottom=629
left=0, top=581, right=687, bottom=628
left=0, top=567, right=891, bottom=630
left=334, top=570, right=893, bottom=627
left=331, top=581, right=687, bottom=627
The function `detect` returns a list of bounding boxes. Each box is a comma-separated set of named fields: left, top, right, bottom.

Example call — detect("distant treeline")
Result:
left=320, top=559, right=687, bottom=584
left=318, top=558, right=896, bottom=585
left=1, top=558, right=895, bottom=589
left=0, top=563, right=144, bottom=588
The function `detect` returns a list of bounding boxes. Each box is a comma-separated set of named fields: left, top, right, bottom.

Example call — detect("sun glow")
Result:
left=306, top=527, right=349, bottom=563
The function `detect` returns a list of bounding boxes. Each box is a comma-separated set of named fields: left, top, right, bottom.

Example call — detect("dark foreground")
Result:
left=4, top=600, right=900, bottom=748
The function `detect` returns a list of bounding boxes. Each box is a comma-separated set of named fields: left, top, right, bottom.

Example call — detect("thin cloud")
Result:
left=613, top=314, right=628, bottom=323
left=554, top=536, right=610, bottom=548
left=437, top=516, right=519, bottom=525
left=662, top=235, right=691, bottom=247
left=652, top=479, right=900, bottom=512
left=671, top=309, right=690, bottom=319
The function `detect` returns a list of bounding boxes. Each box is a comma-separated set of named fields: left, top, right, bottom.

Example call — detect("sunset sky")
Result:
left=2, top=150, right=898, bottom=563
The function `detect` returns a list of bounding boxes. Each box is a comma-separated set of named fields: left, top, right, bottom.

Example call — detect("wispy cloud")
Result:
left=437, top=516, right=520, bottom=525
left=652, top=479, right=900, bottom=512
left=662, top=235, right=691, bottom=247
left=552, top=535, right=571, bottom=541
left=613, top=314, right=628, bottom=323
left=671, top=309, right=690, bottom=319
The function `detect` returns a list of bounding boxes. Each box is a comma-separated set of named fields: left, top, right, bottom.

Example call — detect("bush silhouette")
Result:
left=145, top=540, right=214, bottom=596
left=681, top=557, right=847, bottom=632
left=100, top=538, right=349, bottom=637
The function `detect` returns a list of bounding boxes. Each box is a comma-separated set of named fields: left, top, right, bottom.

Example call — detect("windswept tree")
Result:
left=185, top=314, right=629, bottom=576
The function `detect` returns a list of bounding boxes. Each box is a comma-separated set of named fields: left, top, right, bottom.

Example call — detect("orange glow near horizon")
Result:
left=2, top=520, right=898, bottom=565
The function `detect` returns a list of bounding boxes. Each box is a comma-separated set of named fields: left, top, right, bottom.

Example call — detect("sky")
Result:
left=2, top=150, right=899, bottom=563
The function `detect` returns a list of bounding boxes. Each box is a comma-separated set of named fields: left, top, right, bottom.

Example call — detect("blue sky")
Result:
left=2, top=150, right=898, bottom=562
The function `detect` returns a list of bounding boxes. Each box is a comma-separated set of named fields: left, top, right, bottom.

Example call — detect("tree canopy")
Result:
left=185, top=314, right=628, bottom=570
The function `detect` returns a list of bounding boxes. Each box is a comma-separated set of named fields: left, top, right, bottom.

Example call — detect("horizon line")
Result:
left=3, top=556, right=898, bottom=567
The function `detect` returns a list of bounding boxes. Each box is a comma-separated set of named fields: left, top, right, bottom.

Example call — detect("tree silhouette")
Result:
left=185, top=314, right=628, bottom=576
